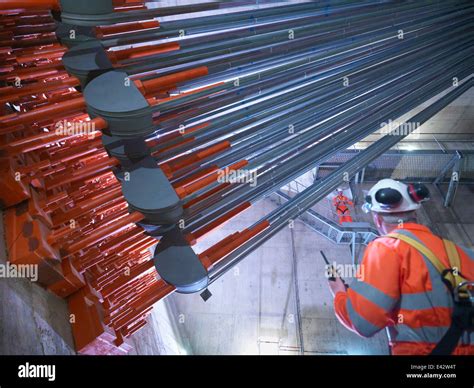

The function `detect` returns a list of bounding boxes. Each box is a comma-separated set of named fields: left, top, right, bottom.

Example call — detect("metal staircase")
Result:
left=270, top=190, right=379, bottom=264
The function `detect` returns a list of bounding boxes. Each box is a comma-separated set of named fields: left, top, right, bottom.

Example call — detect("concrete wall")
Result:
left=0, top=210, right=187, bottom=355
left=169, top=181, right=474, bottom=355
left=128, top=297, right=192, bottom=355
left=0, top=211, right=75, bottom=355
left=170, top=198, right=389, bottom=355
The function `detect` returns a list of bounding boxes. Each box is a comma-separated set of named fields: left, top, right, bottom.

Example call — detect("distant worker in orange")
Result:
left=333, top=188, right=354, bottom=224
left=328, top=179, right=474, bottom=355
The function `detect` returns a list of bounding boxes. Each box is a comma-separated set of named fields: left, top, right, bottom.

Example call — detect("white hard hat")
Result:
left=362, top=179, right=429, bottom=213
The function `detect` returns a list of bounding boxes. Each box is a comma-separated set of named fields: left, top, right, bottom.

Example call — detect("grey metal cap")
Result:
left=55, top=23, right=97, bottom=48
left=84, top=70, right=154, bottom=138
left=102, top=133, right=150, bottom=162
left=154, top=228, right=209, bottom=294
left=59, top=0, right=115, bottom=26
left=62, top=41, right=113, bottom=86
left=120, top=156, right=183, bottom=225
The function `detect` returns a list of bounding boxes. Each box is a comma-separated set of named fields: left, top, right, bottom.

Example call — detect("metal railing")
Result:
left=270, top=190, right=378, bottom=264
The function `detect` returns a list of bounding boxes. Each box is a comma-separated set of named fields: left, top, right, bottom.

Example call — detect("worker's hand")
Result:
left=328, top=277, right=347, bottom=297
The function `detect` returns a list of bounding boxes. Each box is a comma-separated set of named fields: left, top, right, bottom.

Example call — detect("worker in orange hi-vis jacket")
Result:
left=328, top=178, right=474, bottom=355
left=333, top=188, right=354, bottom=224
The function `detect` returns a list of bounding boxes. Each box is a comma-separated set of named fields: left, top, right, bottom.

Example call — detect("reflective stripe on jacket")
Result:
left=334, top=223, right=474, bottom=355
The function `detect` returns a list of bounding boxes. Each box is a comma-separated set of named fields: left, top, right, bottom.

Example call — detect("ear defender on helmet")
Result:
left=374, top=188, right=403, bottom=210
left=407, top=183, right=430, bottom=203
left=362, top=195, right=372, bottom=213
left=363, top=179, right=427, bottom=213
